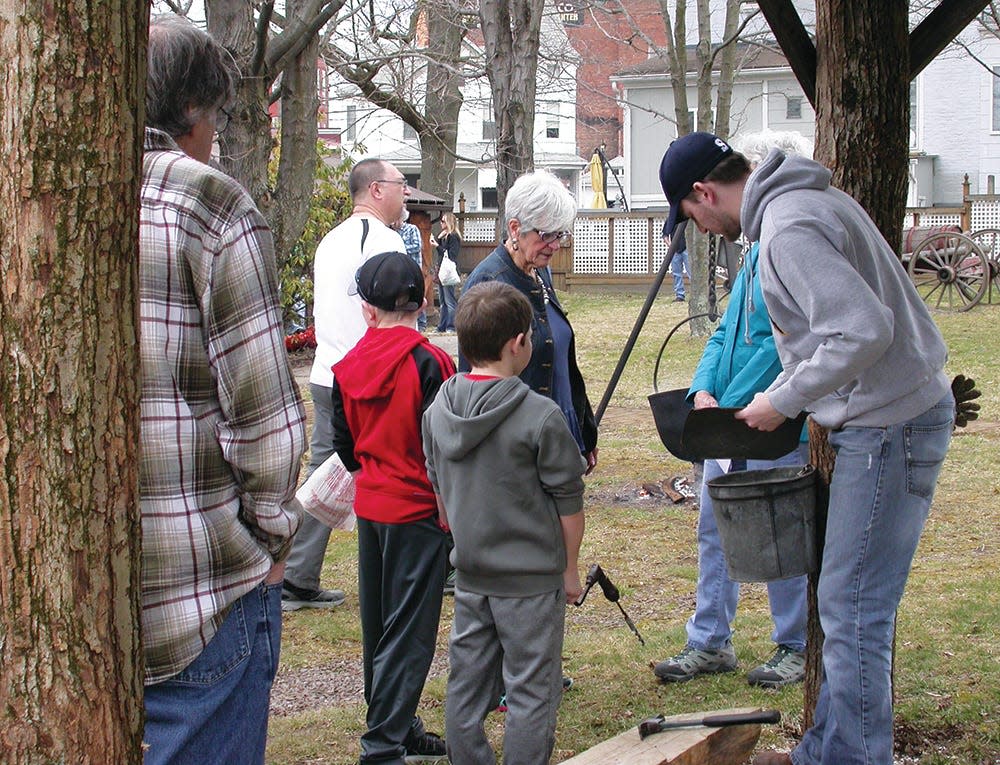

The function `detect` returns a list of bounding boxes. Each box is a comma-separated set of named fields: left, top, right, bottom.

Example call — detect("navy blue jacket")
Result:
left=460, top=244, right=598, bottom=453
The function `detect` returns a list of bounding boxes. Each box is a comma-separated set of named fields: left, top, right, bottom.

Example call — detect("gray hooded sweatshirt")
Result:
left=422, top=374, right=586, bottom=597
left=742, top=150, right=950, bottom=429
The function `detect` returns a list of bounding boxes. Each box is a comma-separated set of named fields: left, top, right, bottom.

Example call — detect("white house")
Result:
left=611, top=5, right=1000, bottom=211
left=318, top=11, right=589, bottom=211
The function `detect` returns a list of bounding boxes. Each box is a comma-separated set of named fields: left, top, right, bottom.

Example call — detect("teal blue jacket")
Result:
left=688, top=243, right=783, bottom=408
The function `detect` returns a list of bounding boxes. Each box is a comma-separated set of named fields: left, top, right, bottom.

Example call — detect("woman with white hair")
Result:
left=461, top=170, right=598, bottom=473
left=653, top=131, right=812, bottom=689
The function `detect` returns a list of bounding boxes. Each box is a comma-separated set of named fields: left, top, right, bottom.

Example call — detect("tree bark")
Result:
left=420, top=5, right=465, bottom=202
left=0, top=3, right=145, bottom=762
left=272, top=0, right=321, bottom=262
left=800, top=0, right=910, bottom=725
left=208, top=0, right=274, bottom=211
left=480, top=0, right=544, bottom=219
left=814, top=0, right=909, bottom=254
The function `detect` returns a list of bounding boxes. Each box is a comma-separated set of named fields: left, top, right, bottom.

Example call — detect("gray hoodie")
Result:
left=422, top=375, right=586, bottom=597
left=742, top=150, right=950, bottom=429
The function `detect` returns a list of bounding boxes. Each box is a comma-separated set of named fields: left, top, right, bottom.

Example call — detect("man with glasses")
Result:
left=282, top=159, right=411, bottom=611
left=140, top=16, right=306, bottom=764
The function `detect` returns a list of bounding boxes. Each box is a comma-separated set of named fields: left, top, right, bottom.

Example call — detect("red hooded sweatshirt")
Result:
left=331, top=325, right=455, bottom=523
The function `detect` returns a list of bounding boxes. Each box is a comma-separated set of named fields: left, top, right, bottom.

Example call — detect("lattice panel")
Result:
left=572, top=217, right=610, bottom=274
left=910, top=212, right=962, bottom=229
left=612, top=217, right=651, bottom=274
left=970, top=200, right=1000, bottom=232
left=461, top=218, right=498, bottom=242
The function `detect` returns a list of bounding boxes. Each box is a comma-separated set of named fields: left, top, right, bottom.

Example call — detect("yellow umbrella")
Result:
left=589, top=151, right=607, bottom=209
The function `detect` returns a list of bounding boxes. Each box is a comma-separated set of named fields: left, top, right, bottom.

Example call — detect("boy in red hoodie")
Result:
left=331, top=251, right=455, bottom=764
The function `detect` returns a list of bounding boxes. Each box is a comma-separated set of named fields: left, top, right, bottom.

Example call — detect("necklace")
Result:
left=533, top=270, right=551, bottom=305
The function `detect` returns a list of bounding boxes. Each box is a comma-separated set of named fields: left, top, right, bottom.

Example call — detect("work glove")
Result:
left=951, top=373, right=981, bottom=428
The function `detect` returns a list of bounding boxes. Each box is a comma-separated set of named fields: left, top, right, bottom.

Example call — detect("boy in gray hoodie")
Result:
left=422, top=281, right=586, bottom=765
left=658, top=132, right=954, bottom=765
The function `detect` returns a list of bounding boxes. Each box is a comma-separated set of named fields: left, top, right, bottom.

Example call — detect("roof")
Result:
left=614, top=43, right=793, bottom=80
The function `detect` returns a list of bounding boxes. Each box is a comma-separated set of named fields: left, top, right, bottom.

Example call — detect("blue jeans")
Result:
left=143, top=582, right=283, bottom=765
left=437, top=284, right=457, bottom=331
left=686, top=446, right=808, bottom=652
left=671, top=250, right=689, bottom=299
left=793, top=393, right=954, bottom=765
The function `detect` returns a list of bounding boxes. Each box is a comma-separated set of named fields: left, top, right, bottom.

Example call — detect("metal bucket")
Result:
left=707, top=465, right=818, bottom=582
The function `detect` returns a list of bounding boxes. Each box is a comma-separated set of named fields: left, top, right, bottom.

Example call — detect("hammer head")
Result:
left=638, top=715, right=665, bottom=739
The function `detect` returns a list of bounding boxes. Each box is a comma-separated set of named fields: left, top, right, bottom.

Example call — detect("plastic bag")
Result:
left=438, top=255, right=460, bottom=286
left=294, top=452, right=356, bottom=530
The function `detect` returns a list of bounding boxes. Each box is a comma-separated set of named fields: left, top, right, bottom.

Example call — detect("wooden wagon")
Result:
left=901, top=224, right=1000, bottom=311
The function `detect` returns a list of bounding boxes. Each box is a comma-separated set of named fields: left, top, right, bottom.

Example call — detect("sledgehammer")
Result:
left=638, top=709, right=781, bottom=739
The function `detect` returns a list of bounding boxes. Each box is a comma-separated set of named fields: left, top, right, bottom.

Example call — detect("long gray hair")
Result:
left=735, top=130, right=813, bottom=165
left=146, top=15, right=237, bottom=138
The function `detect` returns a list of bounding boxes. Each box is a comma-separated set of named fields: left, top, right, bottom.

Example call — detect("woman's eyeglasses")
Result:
left=531, top=229, right=573, bottom=245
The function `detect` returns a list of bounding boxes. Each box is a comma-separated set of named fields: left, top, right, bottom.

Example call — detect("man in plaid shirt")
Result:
left=139, top=16, right=306, bottom=764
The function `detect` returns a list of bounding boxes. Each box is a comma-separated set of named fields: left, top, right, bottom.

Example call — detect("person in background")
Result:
left=423, top=282, right=586, bottom=765
left=397, top=210, right=427, bottom=332
left=282, top=158, right=409, bottom=612
left=332, top=251, right=454, bottom=764
left=658, top=130, right=954, bottom=765
left=669, top=222, right=689, bottom=302
left=433, top=212, right=461, bottom=333
left=653, top=131, right=813, bottom=690
left=140, top=16, right=306, bottom=764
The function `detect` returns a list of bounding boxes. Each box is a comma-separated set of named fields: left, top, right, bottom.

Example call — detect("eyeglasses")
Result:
left=214, top=107, right=232, bottom=136
left=375, top=178, right=410, bottom=191
left=530, top=229, right=573, bottom=245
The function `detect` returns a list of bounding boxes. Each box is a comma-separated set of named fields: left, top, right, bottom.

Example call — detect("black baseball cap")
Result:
left=659, top=132, right=734, bottom=237
left=353, top=251, right=424, bottom=312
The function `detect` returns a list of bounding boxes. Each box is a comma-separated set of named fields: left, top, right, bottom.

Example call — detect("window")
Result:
left=786, top=97, right=802, bottom=120
left=993, top=67, right=1000, bottom=132
left=403, top=122, right=417, bottom=141
left=481, top=187, right=498, bottom=209
left=910, top=79, right=919, bottom=148
left=542, top=102, right=560, bottom=139
left=482, top=106, right=496, bottom=141
left=345, top=104, right=356, bottom=142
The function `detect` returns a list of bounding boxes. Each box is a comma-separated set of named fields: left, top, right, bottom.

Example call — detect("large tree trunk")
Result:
left=480, top=0, right=544, bottom=219
left=272, top=0, right=321, bottom=262
left=208, top=0, right=275, bottom=211
left=0, top=3, right=145, bottom=762
left=814, top=0, right=909, bottom=254
left=802, top=0, right=910, bottom=724
left=420, top=6, right=465, bottom=203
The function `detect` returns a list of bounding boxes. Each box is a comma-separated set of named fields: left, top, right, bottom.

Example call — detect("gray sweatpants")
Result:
left=445, top=587, right=565, bottom=765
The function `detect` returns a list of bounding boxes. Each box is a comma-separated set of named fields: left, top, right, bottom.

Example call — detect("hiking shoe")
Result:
left=562, top=675, right=573, bottom=691
left=281, top=581, right=346, bottom=612
left=443, top=568, right=456, bottom=596
left=747, top=645, right=806, bottom=688
left=653, top=644, right=738, bottom=683
left=403, top=717, right=447, bottom=763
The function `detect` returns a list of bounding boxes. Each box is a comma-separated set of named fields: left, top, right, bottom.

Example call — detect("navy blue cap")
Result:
left=659, top=132, right=734, bottom=237
left=353, top=251, right=424, bottom=312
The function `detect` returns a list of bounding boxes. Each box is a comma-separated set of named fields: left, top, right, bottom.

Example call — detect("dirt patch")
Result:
left=271, top=652, right=449, bottom=718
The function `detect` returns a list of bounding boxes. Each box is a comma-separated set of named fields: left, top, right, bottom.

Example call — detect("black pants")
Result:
left=358, top=515, right=448, bottom=764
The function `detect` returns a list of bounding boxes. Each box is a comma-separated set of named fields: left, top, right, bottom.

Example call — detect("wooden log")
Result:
left=560, top=707, right=764, bottom=765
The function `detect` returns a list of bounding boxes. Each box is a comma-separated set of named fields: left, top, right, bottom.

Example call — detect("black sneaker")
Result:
left=443, top=568, right=456, bottom=596
left=281, top=581, right=346, bottom=612
left=403, top=717, right=447, bottom=763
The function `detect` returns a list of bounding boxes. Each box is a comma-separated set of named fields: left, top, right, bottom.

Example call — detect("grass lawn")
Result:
left=268, top=291, right=1000, bottom=765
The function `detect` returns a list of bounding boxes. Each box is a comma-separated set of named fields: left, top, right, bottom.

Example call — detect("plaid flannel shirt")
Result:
left=139, top=129, right=306, bottom=683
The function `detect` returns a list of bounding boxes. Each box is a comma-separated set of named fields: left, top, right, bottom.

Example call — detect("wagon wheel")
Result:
left=968, top=228, right=1000, bottom=296
left=907, top=231, right=989, bottom=312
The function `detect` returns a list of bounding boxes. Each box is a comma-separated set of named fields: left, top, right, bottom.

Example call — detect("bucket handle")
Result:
left=652, top=312, right=718, bottom=393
